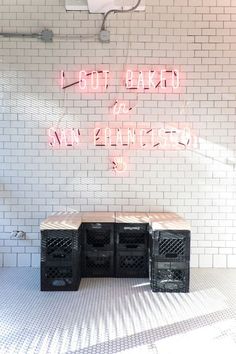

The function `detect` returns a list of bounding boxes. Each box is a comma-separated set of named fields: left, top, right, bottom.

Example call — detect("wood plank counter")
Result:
left=115, top=212, right=149, bottom=224
left=40, top=212, right=191, bottom=230
left=40, top=211, right=82, bottom=230
left=148, top=212, right=191, bottom=231
left=82, top=212, right=115, bottom=223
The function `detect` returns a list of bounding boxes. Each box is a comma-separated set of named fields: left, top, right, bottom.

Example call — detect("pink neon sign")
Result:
left=61, top=70, right=110, bottom=90
left=48, top=128, right=80, bottom=147
left=61, top=68, right=180, bottom=92
left=125, top=69, right=179, bottom=90
left=112, top=157, right=127, bottom=173
left=111, top=100, right=135, bottom=115
left=48, top=126, right=192, bottom=150
left=94, top=127, right=191, bottom=149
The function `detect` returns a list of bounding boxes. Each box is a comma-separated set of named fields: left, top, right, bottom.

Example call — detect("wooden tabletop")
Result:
left=40, top=211, right=191, bottom=230
left=149, top=212, right=191, bottom=231
left=82, top=212, right=115, bottom=223
left=115, top=212, right=149, bottom=224
left=40, top=212, right=82, bottom=230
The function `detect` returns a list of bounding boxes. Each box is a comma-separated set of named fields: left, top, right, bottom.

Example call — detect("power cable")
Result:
left=101, top=0, right=142, bottom=30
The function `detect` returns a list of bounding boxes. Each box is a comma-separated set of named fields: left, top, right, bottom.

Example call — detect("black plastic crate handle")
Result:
left=52, top=279, right=67, bottom=287
left=53, top=253, right=66, bottom=259
left=91, top=243, right=106, bottom=248
left=165, top=253, right=178, bottom=258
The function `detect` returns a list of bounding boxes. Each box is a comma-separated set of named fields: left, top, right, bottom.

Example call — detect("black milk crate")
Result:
left=83, top=223, right=114, bottom=251
left=116, top=250, right=148, bottom=278
left=83, top=251, right=114, bottom=277
left=150, top=230, right=190, bottom=262
left=41, top=250, right=82, bottom=291
left=116, top=223, right=149, bottom=250
left=41, top=229, right=81, bottom=263
left=149, top=259, right=190, bottom=293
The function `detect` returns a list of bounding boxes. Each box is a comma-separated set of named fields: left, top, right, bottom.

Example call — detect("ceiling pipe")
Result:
left=0, top=29, right=53, bottom=42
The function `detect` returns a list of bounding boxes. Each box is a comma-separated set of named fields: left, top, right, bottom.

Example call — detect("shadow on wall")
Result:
left=191, top=137, right=236, bottom=168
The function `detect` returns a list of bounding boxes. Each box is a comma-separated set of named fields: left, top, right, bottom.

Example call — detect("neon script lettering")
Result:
left=112, top=157, right=127, bottom=173
left=111, top=100, right=135, bottom=115
left=61, top=70, right=110, bottom=90
left=61, top=68, right=180, bottom=92
left=48, top=128, right=80, bottom=147
left=94, top=127, right=191, bottom=149
left=125, top=69, right=179, bottom=90
left=48, top=127, right=192, bottom=150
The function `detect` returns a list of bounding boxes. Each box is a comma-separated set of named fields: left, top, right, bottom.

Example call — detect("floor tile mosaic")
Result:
left=0, top=268, right=236, bottom=354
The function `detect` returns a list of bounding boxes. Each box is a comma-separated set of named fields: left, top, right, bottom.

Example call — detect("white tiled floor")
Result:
left=1, top=268, right=236, bottom=354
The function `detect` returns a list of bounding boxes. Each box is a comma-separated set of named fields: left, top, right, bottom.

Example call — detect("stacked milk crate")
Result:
left=149, top=213, right=191, bottom=293
left=40, top=212, right=190, bottom=292
left=115, top=213, right=149, bottom=277
left=82, top=212, right=115, bottom=277
left=40, top=213, right=82, bottom=291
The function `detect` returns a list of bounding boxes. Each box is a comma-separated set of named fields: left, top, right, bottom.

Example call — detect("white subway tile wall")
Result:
left=0, top=0, right=236, bottom=268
